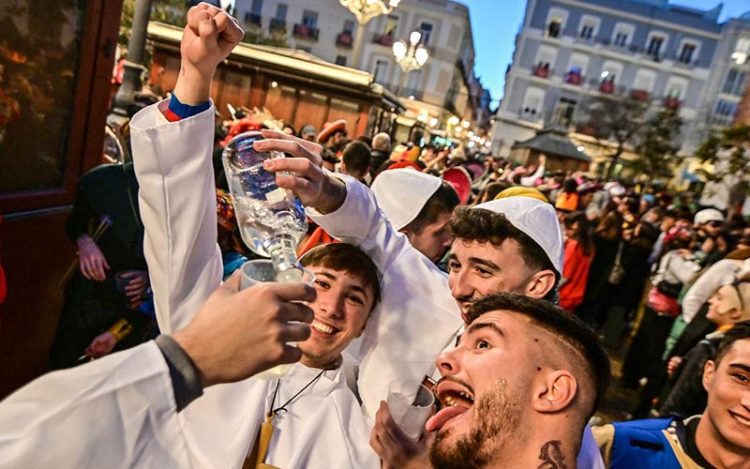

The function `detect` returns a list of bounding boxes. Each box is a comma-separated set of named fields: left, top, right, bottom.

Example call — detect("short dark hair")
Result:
left=467, top=293, right=611, bottom=419
left=342, top=141, right=371, bottom=175
left=300, top=243, right=381, bottom=308
left=714, top=321, right=750, bottom=366
left=449, top=207, right=558, bottom=289
left=403, top=181, right=460, bottom=234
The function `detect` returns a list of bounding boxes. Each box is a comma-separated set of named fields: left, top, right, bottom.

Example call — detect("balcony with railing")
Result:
left=336, top=31, right=353, bottom=48
left=269, top=17, right=287, bottom=34
left=564, top=69, right=583, bottom=86
left=244, top=13, right=261, bottom=28
left=532, top=63, right=550, bottom=79
left=663, top=96, right=681, bottom=110
left=293, top=23, right=319, bottom=41
left=372, top=33, right=394, bottom=47
left=630, top=89, right=650, bottom=102
left=599, top=79, right=615, bottom=94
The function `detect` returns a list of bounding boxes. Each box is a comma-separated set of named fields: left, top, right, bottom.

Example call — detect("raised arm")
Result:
left=130, top=4, right=243, bottom=332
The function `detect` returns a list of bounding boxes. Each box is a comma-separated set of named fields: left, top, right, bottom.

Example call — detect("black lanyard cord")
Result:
left=268, top=369, right=326, bottom=417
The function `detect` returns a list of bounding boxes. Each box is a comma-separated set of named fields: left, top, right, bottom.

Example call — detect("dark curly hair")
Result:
left=449, top=207, right=556, bottom=276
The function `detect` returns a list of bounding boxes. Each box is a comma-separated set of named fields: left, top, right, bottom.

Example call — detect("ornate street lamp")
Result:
left=392, top=31, right=429, bottom=95
left=339, top=0, right=401, bottom=68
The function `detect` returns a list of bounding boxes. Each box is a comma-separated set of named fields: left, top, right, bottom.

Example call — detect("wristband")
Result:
left=107, top=318, right=133, bottom=342
left=159, top=94, right=211, bottom=122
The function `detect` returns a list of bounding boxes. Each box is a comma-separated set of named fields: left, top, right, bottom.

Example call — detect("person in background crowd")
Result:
left=621, top=226, right=700, bottom=391
left=300, top=123, right=317, bottom=142
left=593, top=323, right=750, bottom=468
left=49, top=162, right=154, bottom=369
left=656, top=278, right=750, bottom=419
left=559, top=211, right=595, bottom=312
left=371, top=168, right=459, bottom=263
left=555, top=178, right=580, bottom=213
left=318, top=119, right=348, bottom=152
left=320, top=147, right=338, bottom=172
left=693, top=208, right=729, bottom=267
left=339, top=140, right=372, bottom=184
left=577, top=200, right=623, bottom=328
left=281, top=122, right=296, bottom=136
left=369, top=132, right=391, bottom=178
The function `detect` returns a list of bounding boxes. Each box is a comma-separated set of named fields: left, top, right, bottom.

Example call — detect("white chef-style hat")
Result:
left=694, top=208, right=724, bottom=226
left=473, top=197, right=564, bottom=274
left=371, top=168, right=442, bottom=231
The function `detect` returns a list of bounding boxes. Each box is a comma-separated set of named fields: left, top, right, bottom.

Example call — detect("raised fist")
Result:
left=182, top=3, right=243, bottom=76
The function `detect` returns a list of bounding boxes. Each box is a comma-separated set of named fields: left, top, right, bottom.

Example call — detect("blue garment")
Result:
left=222, top=250, right=247, bottom=280
left=610, top=418, right=683, bottom=468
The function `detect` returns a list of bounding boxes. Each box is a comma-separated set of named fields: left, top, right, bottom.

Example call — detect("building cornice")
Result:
left=552, top=0, right=722, bottom=40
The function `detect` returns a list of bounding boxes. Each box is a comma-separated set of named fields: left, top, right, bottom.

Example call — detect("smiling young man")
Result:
left=426, top=293, right=610, bottom=468
left=594, top=323, right=750, bottom=469
left=129, top=5, right=384, bottom=467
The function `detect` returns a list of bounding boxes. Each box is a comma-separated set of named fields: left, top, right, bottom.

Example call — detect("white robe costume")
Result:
left=129, top=103, right=378, bottom=469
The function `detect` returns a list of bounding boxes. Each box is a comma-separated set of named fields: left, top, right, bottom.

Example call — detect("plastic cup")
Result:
left=240, top=259, right=277, bottom=290
left=386, top=380, right=435, bottom=440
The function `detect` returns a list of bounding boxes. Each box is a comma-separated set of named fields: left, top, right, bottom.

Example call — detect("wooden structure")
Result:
left=0, top=0, right=123, bottom=398
left=147, top=23, right=405, bottom=138
left=510, top=125, right=592, bottom=173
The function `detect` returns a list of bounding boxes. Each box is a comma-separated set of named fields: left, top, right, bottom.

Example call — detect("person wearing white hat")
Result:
left=371, top=168, right=459, bottom=262
left=121, top=9, right=603, bottom=467
left=693, top=208, right=728, bottom=267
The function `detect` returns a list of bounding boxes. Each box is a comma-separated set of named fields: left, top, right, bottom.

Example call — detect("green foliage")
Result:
left=118, top=0, right=188, bottom=51
left=631, top=108, right=683, bottom=179
left=578, top=94, right=650, bottom=178
left=694, top=124, right=750, bottom=182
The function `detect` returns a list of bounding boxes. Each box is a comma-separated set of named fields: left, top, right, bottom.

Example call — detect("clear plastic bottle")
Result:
left=222, top=131, right=307, bottom=282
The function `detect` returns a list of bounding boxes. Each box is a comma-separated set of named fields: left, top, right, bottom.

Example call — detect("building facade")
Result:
left=492, top=0, right=750, bottom=172
left=233, top=0, right=491, bottom=143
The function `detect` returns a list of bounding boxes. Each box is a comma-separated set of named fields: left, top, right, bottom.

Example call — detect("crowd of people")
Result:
left=1, top=4, right=750, bottom=468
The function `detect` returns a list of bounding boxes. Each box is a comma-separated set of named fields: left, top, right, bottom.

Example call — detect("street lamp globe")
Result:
left=392, top=31, right=429, bottom=73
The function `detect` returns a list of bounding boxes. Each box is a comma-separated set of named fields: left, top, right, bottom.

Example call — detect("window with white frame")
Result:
left=665, top=77, right=688, bottom=100
left=732, top=37, right=750, bottom=65
left=578, top=15, right=600, bottom=40
left=546, top=7, right=568, bottom=38
left=722, top=69, right=747, bottom=96
left=522, top=87, right=545, bottom=118
left=600, top=61, right=623, bottom=83
left=646, top=32, right=668, bottom=59
left=567, top=53, right=589, bottom=75
left=714, top=99, right=737, bottom=117
left=678, top=40, right=700, bottom=64
left=535, top=45, right=557, bottom=70
left=633, top=69, right=657, bottom=92
left=373, top=59, right=389, bottom=84
left=611, top=22, right=635, bottom=48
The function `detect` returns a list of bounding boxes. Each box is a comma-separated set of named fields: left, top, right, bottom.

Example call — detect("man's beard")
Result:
left=430, top=380, right=522, bottom=469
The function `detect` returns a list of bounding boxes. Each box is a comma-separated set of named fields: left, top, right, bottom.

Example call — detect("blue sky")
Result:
left=461, top=0, right=750, bottom=106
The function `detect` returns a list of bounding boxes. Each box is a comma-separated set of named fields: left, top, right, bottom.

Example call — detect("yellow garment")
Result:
left=495, top=186, right=549, bottom=203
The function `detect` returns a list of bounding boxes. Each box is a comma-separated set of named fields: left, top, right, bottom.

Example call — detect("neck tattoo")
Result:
left=537, top=440, right=567, bottom=469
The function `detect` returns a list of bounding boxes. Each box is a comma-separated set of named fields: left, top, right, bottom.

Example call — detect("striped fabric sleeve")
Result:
left=158, top=94, right=211, bottom=122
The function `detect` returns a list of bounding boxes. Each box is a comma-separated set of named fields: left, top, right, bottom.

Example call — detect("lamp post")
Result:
left=339, top=0, right=401, bottom=69
left=392, top=31, right=429, bottom=95
left=109, top=0, right=153, bottom=126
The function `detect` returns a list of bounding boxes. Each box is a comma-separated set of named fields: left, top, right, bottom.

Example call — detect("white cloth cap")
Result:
left=473, top=197, right=564, bottom=274
left=371, top=168, right=442, bottom=230
left=694, top=208, right=724, bottom=225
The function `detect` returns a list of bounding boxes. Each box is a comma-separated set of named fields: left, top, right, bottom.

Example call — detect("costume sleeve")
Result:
left=64, top=183, right=95, bottom=243
left=130, top=102, right=223, bottom=334
left=591, top=424, right=615, bottom=467
left=681, top=260, right=736, bottom=323
left=520, top=163, right=544, bottom=186
left=307, top=175, right=408, bottom=274
left=0, top=342, right=193, bottom=468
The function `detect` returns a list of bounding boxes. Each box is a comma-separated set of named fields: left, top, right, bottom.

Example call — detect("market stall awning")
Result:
left=511, top=125, right=591, bottom=162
